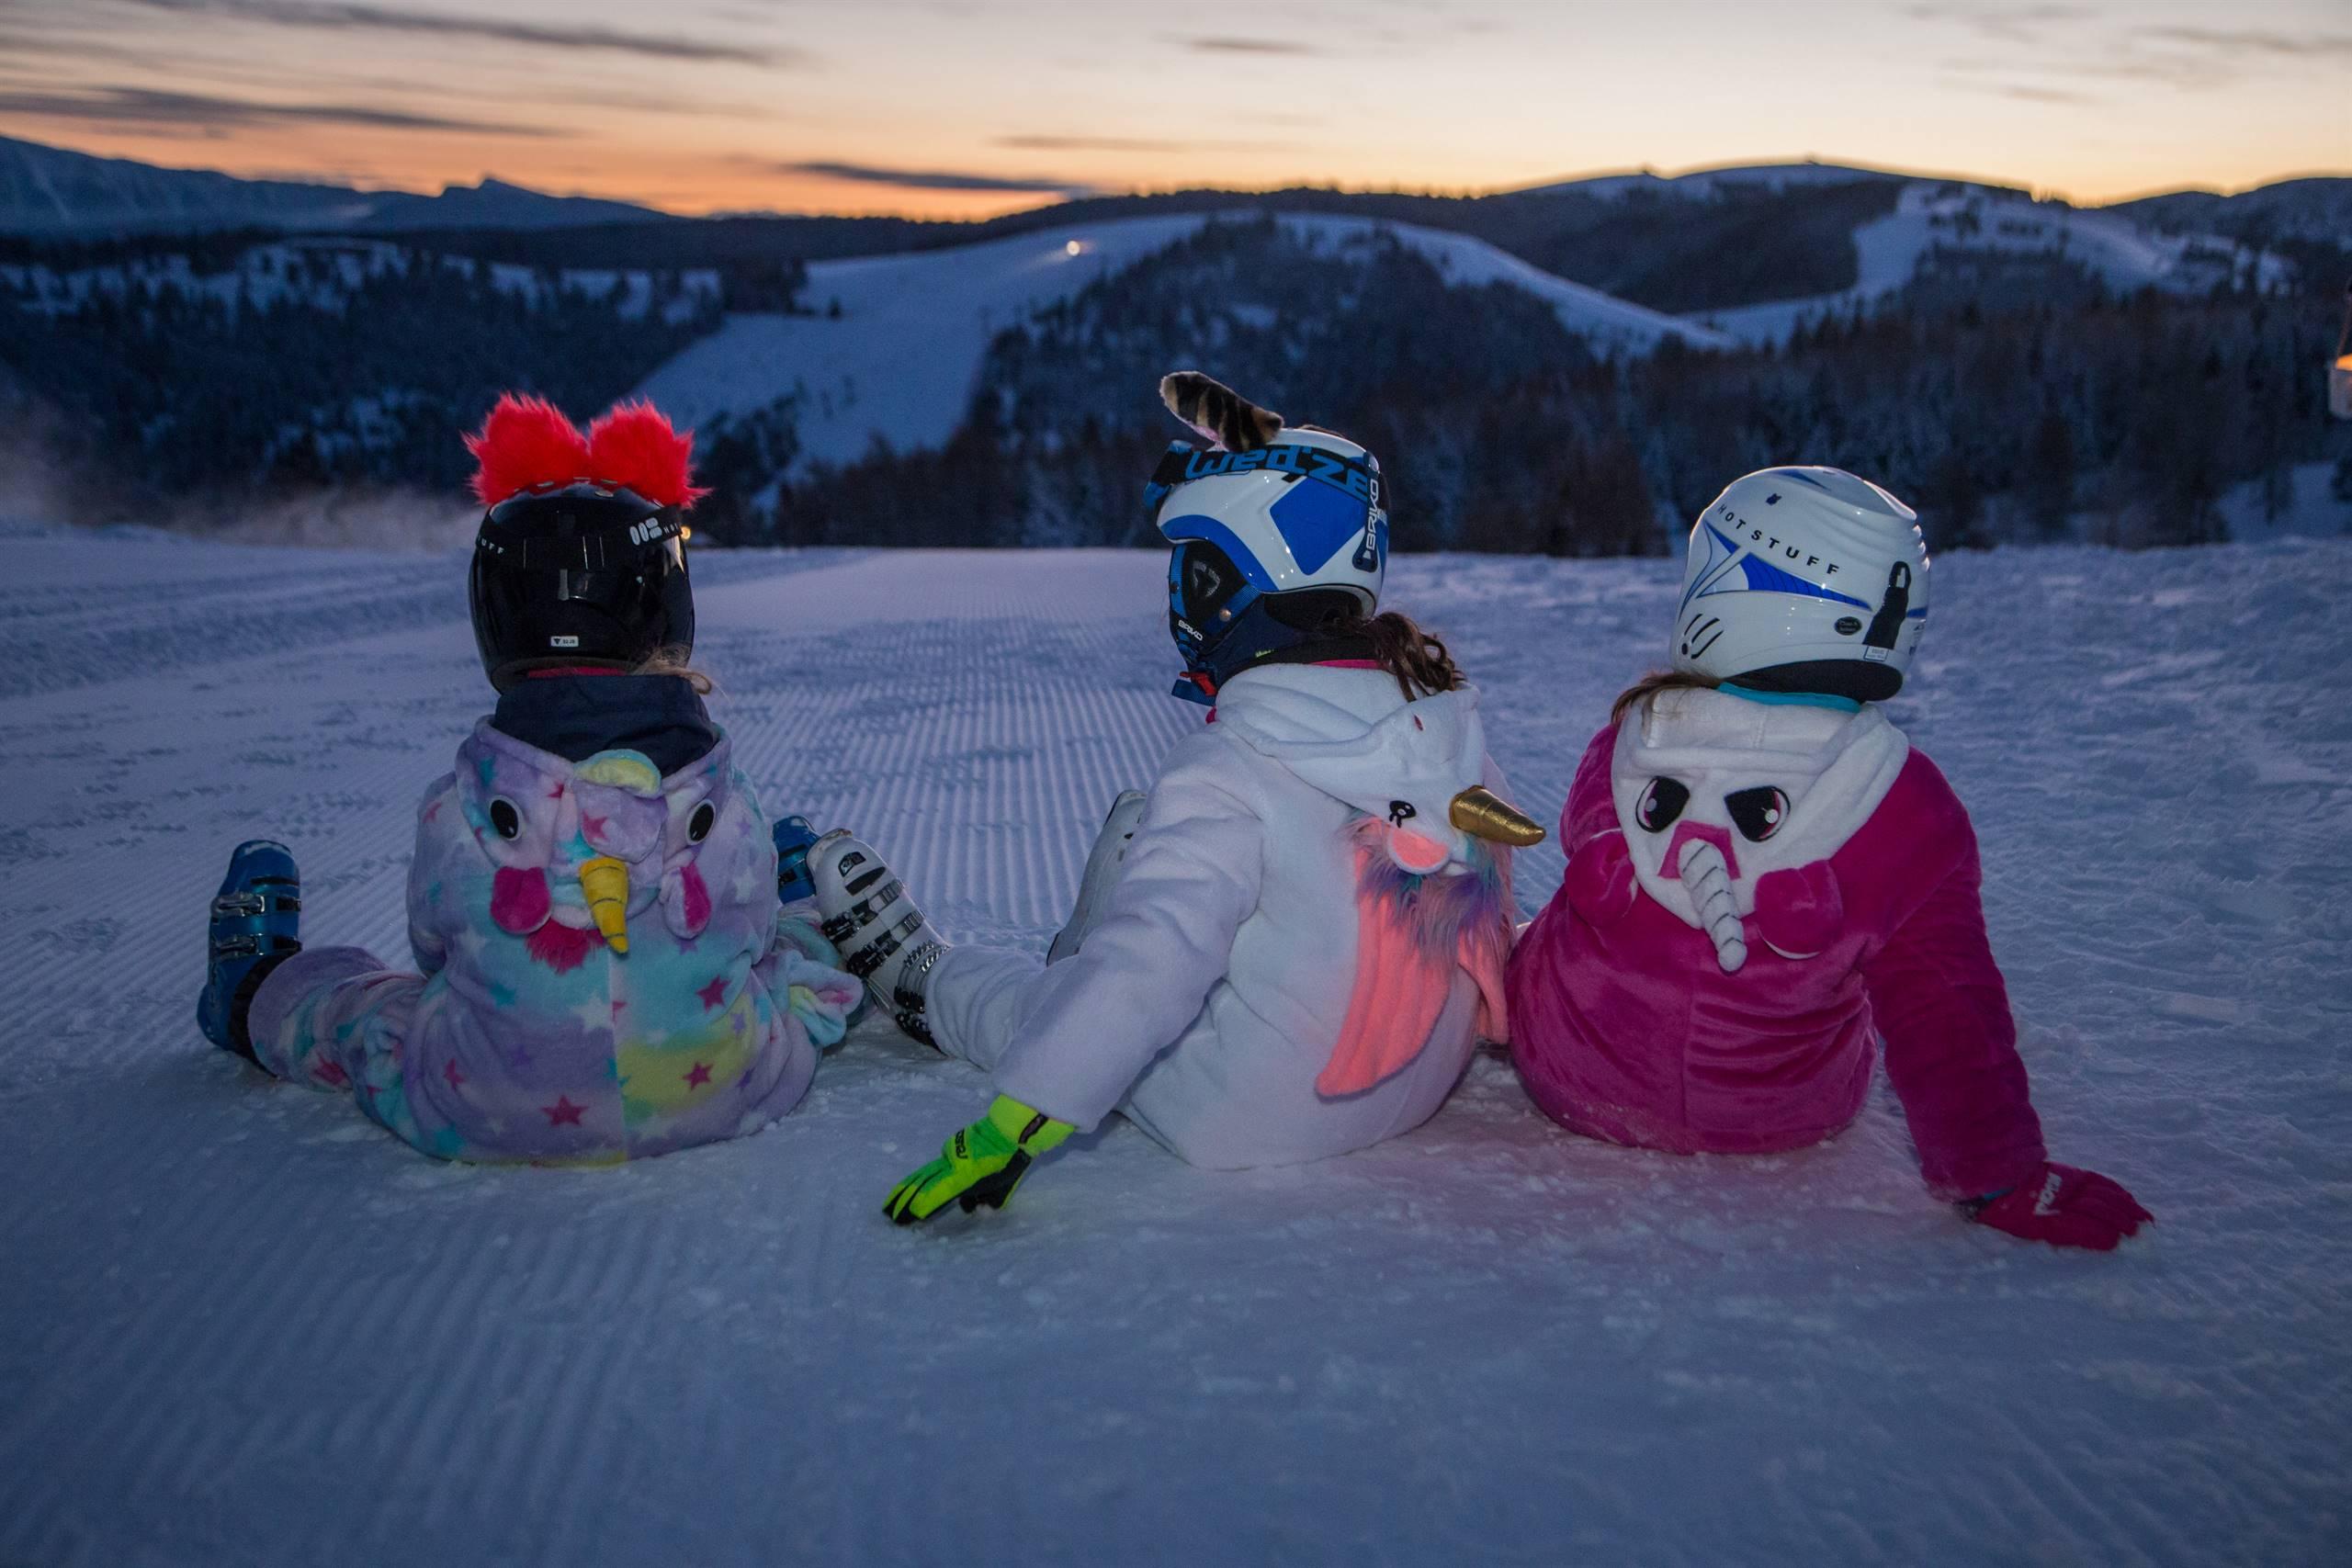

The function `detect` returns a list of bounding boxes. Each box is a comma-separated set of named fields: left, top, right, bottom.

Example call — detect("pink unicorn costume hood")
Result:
left=1505, top=686, right=2046, bottom=1198
left=1612, top=690, right=1908, bottom=935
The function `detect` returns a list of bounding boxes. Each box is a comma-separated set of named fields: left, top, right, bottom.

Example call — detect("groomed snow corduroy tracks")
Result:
left=2, top=529, right=2346, bottom=1567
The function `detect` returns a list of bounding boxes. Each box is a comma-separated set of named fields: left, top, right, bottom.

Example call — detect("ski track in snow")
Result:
left=2, top=533, right=2348, bottom=1566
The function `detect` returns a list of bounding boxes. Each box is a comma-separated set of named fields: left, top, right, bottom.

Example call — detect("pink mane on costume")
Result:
left=1317, top=818, right=1514, bottom=1097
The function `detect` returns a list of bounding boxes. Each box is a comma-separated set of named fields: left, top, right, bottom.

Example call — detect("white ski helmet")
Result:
left=1672, top=466, right=1929, bottom=702
left=1146, top=373, right=1386, bottom=694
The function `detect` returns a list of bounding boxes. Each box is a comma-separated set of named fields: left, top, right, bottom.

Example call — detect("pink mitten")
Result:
left=1563, top=831, right=1637, bottom=928
left=1965, top=1163, right=2152, bottom=1250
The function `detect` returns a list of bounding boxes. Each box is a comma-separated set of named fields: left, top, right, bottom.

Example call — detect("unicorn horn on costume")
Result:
left=1449, top=786, right=1546, bottom=847
left=579, top=857, right=631, bottom=955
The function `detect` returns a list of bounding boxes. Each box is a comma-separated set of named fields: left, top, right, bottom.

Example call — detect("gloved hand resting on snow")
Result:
left=1962, top=1162, right=2151, bottom=1250
left=885, top=1095, right=1072, bottom=1225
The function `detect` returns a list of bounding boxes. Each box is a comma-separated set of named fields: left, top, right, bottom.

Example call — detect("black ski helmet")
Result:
left=463, top=395, right=704, bottom=693
left=469, top=485, right=695, bottom=691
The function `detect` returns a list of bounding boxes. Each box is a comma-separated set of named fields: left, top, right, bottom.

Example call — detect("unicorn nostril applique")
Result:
left=1388, top=829, right=1452, bottom=875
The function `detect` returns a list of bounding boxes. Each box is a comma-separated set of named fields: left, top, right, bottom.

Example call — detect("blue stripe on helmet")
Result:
left=1691, top=521, right=1874, bottom=610
left=1159, top=513, right=1281, bottom=592
left=1681, top=522, right=1745, bottom=614
left=1733, top=552, right=1873, bottom=607
left=1270, top=478, right=1372, bottom=575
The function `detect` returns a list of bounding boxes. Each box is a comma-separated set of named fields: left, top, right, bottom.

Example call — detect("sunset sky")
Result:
left=0, top=0, right=2344, bottom=218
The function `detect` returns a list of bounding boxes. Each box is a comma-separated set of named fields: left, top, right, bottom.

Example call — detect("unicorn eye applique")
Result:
left=1724, top=785, right=1791, bottom=842
left=488, top=797, right=523, bottom=840
left=688, top=802, right=717, bottom=842
left=1636, top=778, right=1690, bottom=832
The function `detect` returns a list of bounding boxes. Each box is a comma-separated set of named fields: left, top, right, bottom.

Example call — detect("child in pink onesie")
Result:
left=1506, top=466, right=2149, bottom=1249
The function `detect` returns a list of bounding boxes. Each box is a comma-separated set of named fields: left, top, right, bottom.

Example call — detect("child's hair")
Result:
left=1360, top=610, right=1464, bottom=699
left=632, top=646, right=717, bottom=696
left=1610, top=668, right=1721, bottom=725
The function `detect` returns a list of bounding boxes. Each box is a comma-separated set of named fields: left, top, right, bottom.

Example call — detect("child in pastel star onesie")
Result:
left=195, top=395, right=856, bottom=1163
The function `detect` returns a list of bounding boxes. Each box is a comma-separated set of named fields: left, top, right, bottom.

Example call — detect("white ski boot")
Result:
left=810, top=831, right=947, bottom=1046
left=1046, top=790, right=1147, bottom=965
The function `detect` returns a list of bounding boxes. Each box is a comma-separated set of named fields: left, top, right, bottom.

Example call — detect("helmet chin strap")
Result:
left=1170, top=671, right=1218, bottom=707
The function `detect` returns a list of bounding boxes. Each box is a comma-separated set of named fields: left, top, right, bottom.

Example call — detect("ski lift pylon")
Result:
left=2332, top=276, right=2352, bottom=421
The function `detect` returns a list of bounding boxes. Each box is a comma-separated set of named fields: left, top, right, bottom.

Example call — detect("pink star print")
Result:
left=313, top=1060, right=349, bottom=1088
left=582, top=813, right=608, bottom=839
left=548, top=781, right=566, bottom=799
left=443, top=1058, right=466, bottom=1090
left=695, top=975, right=728, bottom=1011
left=542, top=1095, right=585, bottom=1127
left=684, top=1062, right=712, bottom=1089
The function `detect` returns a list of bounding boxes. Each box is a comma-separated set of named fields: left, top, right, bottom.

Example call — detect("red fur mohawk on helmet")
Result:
left=465, top=393, right=710, bottom=511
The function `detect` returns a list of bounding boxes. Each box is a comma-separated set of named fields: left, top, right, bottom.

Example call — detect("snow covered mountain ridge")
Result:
left=636, top=212, right=1731, bottom=476
left=0, top=135, right=662, bottom=236
left=3, top=132, right=2339, bottom=249
left=1693, top=181, right=2294, bottom=346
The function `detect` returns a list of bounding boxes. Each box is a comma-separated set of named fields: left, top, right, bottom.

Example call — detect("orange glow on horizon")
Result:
left=1, top=0, right=2343, bottom=220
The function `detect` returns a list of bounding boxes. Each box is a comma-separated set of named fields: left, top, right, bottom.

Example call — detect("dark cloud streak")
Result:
left=782, top=160, right=1094, bottom=196
left=1903, top=5, right=2094, bottom=45
left=994, top=133, right=1300, bottom=153
left=0, top=85, right=560, bottom=135
left=1182, top=37, right=1323, bottom=56
left=2142, top=26, right=2352, bottom=59
left=117, top=0, right=797, bottom=67
left=1943, top=79, right=2098, bottom=105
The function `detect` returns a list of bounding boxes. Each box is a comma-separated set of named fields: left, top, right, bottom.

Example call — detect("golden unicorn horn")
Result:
left=1450, top=786, right=1546, bottom=847
left=579, top=856, right=631, bottom=955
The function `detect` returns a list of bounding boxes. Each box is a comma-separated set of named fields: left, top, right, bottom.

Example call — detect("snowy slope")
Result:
left=3, top=528, right=2349, bottom=1566
left=632, top=213, right=1730, bottom=470
left=1693, top=183, right=2291, bottom=344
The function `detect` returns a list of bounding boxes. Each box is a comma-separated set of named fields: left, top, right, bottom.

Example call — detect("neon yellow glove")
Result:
left=883, top=1095, right=1073, bottom=1225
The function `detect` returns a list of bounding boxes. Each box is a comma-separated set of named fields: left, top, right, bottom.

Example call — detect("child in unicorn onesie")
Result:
left=195, top=396, right=857, bottom=1163
left=813, top=374, right=1545, bottom=1224
left=1507, top=466, right=2151, bottom=1249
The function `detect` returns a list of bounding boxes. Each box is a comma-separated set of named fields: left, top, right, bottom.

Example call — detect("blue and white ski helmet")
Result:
left=1146, top=422, right=1388, bottom=692
left=1673, top=466, right=1929, bottom=702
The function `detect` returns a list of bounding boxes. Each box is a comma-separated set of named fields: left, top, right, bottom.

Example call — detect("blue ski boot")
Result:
left=774, top=815, right=821, bottom=905
left=198, top=840, right=303, bottom=1063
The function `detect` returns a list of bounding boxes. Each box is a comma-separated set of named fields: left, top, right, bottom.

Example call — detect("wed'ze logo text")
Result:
left=1182, top=444, right=1381, bottom=506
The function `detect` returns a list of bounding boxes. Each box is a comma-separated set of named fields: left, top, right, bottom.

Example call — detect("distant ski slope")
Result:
left=633, top=212, right=1732, bottom=470
left=1692, top=182, right=2291, bottom=344
left=2, top=525, right=2348, bottom=1566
